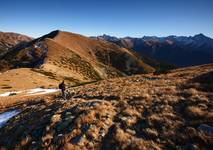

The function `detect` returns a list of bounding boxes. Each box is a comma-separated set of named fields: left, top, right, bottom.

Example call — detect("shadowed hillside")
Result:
left=94, top=34, right=213, bottom=67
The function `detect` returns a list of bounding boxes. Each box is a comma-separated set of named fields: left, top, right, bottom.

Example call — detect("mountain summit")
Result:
left=0, top=30, right=154, bottom=88
left=0, top=31, right=212, bottom=150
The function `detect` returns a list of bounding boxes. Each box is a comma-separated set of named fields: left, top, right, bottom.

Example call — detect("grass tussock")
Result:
left=0, top=64, right=213, bottom=149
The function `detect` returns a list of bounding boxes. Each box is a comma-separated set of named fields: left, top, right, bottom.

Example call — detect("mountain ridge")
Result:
left=93, top=33, right=213, bottom=67
left=0, top=30, right=155, bottom=88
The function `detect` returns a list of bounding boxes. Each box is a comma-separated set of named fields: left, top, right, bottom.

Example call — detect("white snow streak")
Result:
left=0, top=110, right=20, bottom=128
left=0, top=88, right=59, bottom=97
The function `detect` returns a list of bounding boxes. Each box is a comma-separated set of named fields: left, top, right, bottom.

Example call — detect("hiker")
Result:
left=59, top=80, right=66, bottom=99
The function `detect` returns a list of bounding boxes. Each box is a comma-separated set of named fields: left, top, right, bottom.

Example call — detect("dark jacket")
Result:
left=59, top=81, right=65, bottom=91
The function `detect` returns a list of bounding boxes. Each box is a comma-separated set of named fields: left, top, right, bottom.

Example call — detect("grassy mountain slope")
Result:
left=0, top=31, right=155, bottom=86
left=0, top=63, right=212, bottom=149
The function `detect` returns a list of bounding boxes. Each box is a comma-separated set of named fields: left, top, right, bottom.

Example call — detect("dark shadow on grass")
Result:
left=101, top=124, right=117, bottom=150
left=0, top=98, right=64, bottom=149
left=73, top=94, right=120, bottom=101
left=184, top=71, right=213, bottom=92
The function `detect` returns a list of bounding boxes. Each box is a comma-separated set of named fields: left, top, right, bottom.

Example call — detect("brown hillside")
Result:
left=0, top=64, right=212, bottom=149
left=0, top=31, right=155, bottom=85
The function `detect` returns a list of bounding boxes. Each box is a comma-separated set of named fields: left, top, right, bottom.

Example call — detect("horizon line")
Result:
left=1, top=29, right=213, bottom=39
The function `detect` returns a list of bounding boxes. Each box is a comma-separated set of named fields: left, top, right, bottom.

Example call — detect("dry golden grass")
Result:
left=0, top=64, right=212, bottom=149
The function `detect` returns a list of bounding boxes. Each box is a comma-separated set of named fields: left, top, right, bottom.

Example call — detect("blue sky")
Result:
left=0, top=0, right=213, bottom=38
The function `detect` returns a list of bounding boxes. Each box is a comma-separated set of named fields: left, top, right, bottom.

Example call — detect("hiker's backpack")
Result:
left=59, top=83, right=63, bottom=89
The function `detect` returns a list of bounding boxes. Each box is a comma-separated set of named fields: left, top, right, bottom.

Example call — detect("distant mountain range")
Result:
left=92, top=34, right=213, bottom=67
left=1, top=30, right=213, bottom=83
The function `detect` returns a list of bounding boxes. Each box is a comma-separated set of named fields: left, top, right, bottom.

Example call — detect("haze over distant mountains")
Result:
left=92, top=34, right=213, bottom=67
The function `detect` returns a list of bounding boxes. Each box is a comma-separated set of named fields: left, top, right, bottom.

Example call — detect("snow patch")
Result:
left=0, top=91, right=23, bottom=97
left=0, top=88, right=59, bottom=97
left=27, top=88, right=59, bottom=95
left=0, top=110, right=20, bottom=128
